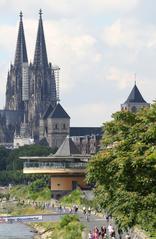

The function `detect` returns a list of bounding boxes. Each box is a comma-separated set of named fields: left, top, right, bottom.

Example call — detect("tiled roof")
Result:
left=54, top=136, right=80, bottom=156
left=49, top=103, right=70, bottom=119
left=42, top=104, right=54, bottom=119
left=124, top=84, right=147, bottom=104
left=70, top=127, right=102, bottom=137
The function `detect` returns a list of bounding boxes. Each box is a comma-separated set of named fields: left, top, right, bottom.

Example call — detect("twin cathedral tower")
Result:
left=5, top=10, right=62, bottom=145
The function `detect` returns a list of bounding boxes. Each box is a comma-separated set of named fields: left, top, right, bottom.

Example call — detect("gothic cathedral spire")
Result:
left=14, top=12, right=28, bottom=66
left=33, top=9, right=48, bottom=68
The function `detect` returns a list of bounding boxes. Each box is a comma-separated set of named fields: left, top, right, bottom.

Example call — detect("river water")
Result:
left=0, top=223, right=34, bottom=239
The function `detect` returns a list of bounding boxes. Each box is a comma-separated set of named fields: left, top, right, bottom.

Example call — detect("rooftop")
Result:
left=124, top=83, right=147, bottom=104
left=49, top=103, right=70, bottom=119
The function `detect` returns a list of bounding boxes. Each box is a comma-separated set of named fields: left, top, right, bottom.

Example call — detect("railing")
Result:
left=24, top=161, right=86, bottom=169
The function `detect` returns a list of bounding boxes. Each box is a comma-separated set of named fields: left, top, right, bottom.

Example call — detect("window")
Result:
left=131, top=106, right=137, bottom=113
left=54, top=124, right=58, bottom=129
left=62, top=123, right=66, bottom=129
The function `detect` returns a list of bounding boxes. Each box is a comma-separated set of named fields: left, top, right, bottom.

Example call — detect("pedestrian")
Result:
left=86, top=213, right=89, bottom=221
left=93, top=227, right=100, bottom=239
left=101, top=226, right=106, bottom=239
left=88, top=206, right=91, bottom=215
left=110, top=229, right=115, bottom=239
left=108, top=223, right=114, bottom=236
left=83, top=206, right=86, bottom=214
left=75, top=205, right=78, bottom=213
left=58, top=205, right=62, bottom=213
left=88, top=230, right=93, bottom=239
left=105, top=215, right=109, bottom=223
left=69, top=207, right=73, bottom=213
left=63, top=206, right=66, bottom=213
left=125, top=233, right=131, bottom=239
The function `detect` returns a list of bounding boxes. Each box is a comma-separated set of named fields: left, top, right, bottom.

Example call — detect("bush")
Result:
left=61, top=190, right=84, bottom=205
left=29, top=179, right=47, bottom=193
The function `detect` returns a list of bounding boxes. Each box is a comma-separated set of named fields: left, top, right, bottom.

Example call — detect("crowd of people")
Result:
left=88, top=223, right=115, bottom=239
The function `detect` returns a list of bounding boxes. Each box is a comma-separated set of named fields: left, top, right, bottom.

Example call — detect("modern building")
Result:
left=121, top=82, right=150, bottom=112
left=21, top=136, right=90, bottom=198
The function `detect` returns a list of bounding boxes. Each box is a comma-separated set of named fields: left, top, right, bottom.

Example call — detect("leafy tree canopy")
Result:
left=6, top=144, right=56, bottom=170
left=87, top=104, right=156, bottom=232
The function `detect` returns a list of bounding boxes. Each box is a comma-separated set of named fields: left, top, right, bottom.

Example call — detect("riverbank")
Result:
left=31, top=222, right=55, bottom=239
left=29, top=214, right=83, bottom=239
left=1, top=187, right=151, bottom=239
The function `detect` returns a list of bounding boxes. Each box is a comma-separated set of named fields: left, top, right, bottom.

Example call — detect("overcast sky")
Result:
left=0, top=0, right=156, bottom=126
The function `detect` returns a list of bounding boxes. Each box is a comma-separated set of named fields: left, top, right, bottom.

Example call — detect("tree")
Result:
left=87, top=105, right=156, bottom=232
left=0, top=146, right=10, bottom=170
left=6, top=144, right=56, bottom=170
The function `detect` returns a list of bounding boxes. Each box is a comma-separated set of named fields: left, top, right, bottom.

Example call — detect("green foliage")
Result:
left=87, top=105, right=156, bottom=232
left=33, top=215, right=83, bottom=239
left=60, top=189, right=85, bottom=205
left=59, top=214, right=79, bottom=227
left=29, top=179, right=47, bottom=193
left=10, top=182, right=51, bottom=201
left=0, top=144, right=56, bottom=186
left=0, top=170, right=50, bottom=186
left=0, top=146, right=10, bottom=170
left=6, top=144, right=56, bottom=170
left=47, top=215, right=83, bottom=239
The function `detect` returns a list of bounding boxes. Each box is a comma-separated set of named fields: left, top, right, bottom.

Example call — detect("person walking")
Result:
left=93, top=227, right=100, bottom=239
left=101, top=226, right=106, bottom=239
left=83, top=206, right=86, bottom=215
left=110, top=229, right=115, bottom=239
left=88, top=206, right=91, bottom=215
left=88, top=231, right=93, bottom=239
left=108, top=223, right=113, bottom=236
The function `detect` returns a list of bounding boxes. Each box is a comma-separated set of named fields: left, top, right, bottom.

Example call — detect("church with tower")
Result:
left=0, top=11, right=150, bottom=152
left=5, top=10, right=57, bottom=143
left=0, top=11, right=102, bottom=153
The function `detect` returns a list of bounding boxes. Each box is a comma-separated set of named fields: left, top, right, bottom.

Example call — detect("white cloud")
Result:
left=68, top=102, right=118, bottom=126
left=106, top=66, right=139, bottom=89
left=102, top=18, right=156, bottom=49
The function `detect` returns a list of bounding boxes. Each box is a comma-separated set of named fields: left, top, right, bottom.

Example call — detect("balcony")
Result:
left=23, top=161, right=87, bottom=174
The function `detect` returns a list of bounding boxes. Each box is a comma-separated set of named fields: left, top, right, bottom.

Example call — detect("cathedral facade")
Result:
left=0, top=11, right=102, bottom=153
left=5, top=11, right=57, bottom=142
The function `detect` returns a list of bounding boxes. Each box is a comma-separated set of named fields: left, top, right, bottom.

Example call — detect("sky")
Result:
left=0, top=0, right=156, bottom=126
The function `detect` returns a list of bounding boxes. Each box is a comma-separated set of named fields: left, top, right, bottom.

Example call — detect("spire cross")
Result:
left=134, top=73, right=136, bottom=85
left=39, top=9, right=43, bottom=18
left=19, top=11, right=23, bottom=20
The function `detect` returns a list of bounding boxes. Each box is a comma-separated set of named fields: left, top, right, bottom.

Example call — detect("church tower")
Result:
left=4, top=11, right=58, bottom=143
left=28, top=10, right=57, bottom=141
left=121, top=82, right=150, bottom=112
left=5, top=12, right=28, bottom=111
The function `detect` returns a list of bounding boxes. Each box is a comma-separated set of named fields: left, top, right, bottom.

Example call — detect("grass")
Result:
left=32, top=214, right=83, bottom=239
left=10, top=206, right=45, bottom=216
left=10, top=184, right=51, bottom=201
left=60, top=189, right=86, bottom=206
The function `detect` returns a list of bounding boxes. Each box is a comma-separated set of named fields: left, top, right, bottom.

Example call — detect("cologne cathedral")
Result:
left=4, top=10, right=57, bottom=142
left=0, top=11, right=102, bottom=153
